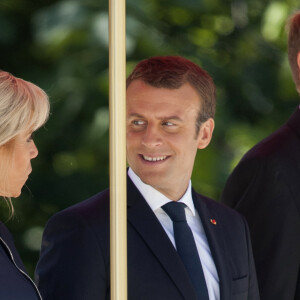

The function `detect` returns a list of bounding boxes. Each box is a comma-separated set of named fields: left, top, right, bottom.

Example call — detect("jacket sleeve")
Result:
left=221, top=158, right=300, bottom=300
left=241, top=216, right=260, bottom=300
left=35, top=209, right=109, bottom=300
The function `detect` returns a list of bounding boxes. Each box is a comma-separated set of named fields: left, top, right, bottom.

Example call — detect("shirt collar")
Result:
left=128, top=168, right=196, bottom=216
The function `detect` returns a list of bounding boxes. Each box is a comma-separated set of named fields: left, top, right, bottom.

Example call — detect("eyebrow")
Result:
left=128, top=113, right=145, bottom=119
left=128, top=113, right=183, bottom=122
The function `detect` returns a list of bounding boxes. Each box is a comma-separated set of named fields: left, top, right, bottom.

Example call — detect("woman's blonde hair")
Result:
left=0, top=70, right=50, bottom=215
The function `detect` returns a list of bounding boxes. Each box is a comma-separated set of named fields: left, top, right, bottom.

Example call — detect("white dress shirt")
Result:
left=128, top=168, right=220, bottom=300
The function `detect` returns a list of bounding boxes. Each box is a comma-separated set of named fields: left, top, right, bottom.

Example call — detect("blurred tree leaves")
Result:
left=0, top=0, right=299, bottom=276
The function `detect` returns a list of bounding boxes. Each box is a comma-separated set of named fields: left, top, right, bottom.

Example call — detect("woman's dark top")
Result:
left=0, top=221, right=42, bottom=300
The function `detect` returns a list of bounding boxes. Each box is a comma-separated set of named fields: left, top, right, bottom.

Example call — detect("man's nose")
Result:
left=141, top=125, right=162, bottom=148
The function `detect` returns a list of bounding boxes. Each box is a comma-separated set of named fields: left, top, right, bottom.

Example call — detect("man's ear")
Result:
left=197, top=118, right=215, bottom=150
left=297, top=51, right=300, bottom=70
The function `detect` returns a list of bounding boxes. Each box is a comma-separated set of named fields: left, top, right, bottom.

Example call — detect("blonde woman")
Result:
left=0, top=71, right=49, bottom=299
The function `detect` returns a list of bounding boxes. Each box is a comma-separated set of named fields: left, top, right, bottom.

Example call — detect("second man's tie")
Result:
left=162, top=201, right=209, bottom=300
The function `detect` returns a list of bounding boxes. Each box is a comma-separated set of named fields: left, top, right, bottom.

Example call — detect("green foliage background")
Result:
left=0, top=0, right=299, bottom=277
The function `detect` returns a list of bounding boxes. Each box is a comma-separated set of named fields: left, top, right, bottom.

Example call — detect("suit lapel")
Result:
left=127, top=178, right=197, bottom=300
left=192, top=191, right=231, bottom=300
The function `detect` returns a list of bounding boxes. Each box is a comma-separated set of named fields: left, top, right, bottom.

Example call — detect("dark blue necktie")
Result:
left=162, top=202, right=209, bottom=300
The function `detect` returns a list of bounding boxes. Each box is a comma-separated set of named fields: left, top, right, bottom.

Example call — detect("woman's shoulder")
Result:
left=0, top=220, right=26, bottom=271
left=0, top=220, right=14, bottom=244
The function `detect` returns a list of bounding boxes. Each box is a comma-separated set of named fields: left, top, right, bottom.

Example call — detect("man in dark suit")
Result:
left=36, top=56, right=259, bottom=300
left=221, top=12, right=300, bottom=300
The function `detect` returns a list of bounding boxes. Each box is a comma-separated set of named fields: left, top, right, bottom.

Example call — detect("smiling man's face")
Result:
left=126, top=80, right=214, bottom=200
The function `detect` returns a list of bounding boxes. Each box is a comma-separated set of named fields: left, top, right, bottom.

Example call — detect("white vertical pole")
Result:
left=109, top=0, right=127, bottom=299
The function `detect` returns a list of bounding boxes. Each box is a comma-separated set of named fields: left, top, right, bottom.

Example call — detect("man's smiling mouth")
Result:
left=142, top=155, right=168, bottom=162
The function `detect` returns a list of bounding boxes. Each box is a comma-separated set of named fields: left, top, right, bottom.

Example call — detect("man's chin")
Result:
left=140, top=175, right=164, bottom=189
left=134, top=168, right=168, bottom=188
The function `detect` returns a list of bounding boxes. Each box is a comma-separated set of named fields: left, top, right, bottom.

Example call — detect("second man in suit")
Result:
left=36, top=56, right=259, bottom=300
left=221, top=11, right=300, bottom=300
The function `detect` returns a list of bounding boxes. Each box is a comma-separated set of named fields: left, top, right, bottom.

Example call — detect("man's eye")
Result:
left=163, top=121, right=175, bottom=126
left=133, top=120, right=145, bottom=125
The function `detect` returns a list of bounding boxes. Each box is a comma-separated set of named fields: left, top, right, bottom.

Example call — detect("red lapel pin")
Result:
left=210, top=219, right=217, bottom=225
